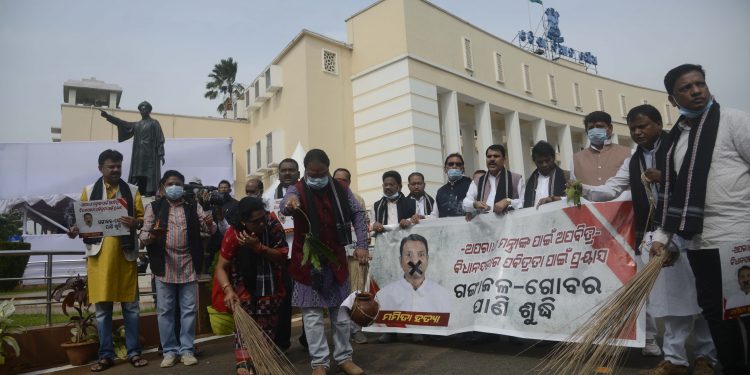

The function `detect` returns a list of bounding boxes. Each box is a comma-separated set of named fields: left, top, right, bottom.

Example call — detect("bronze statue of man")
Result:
left=100, top=101, right=165, bottom=196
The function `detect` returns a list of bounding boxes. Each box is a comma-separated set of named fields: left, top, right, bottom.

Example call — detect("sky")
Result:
left=0, top=0, right=748, bottom=143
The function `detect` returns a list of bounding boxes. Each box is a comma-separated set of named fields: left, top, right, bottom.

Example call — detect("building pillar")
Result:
left=109, top=92, right=118, bottom=108
left=557, top=124, right=574, bottom=171
left=475, top=102, right=493, bottom=158
left=439, top=91, right=461, bottom=156
left=68, top=88, right=76, bottom=104
left=531, top=118, right=547, bottom=143
left=504, top=111, right=524, bottom=175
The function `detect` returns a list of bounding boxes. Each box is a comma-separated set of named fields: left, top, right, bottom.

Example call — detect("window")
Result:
left=573, top=82, right=582, bottom=110
left=462, top=37, right=473, bottom=71
left=244, top=90, right=250, bottom=107
left=494, top=52, right=504, bottom=82
left=522, top=64, right=532, bottom=93
left=664, top=103, right=673, bottom=125
left=254, top=82, right=260, bottom=99
left=596, top=89, right=605, bottom=111
left=548, top=75, right=557, bottom=102
left=266, top=133, right=273, bottom=167
left=264, top=69, right=271, bottom=89
left=256, top=141, right=261, bottom=169
left=251, top=148, right=253, bottom=175
left=322, top=49, right=337, bottom=74
left=619, top=94, right=627, bottom=117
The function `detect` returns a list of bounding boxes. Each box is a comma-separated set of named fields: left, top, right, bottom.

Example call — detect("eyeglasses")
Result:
left=446, top=162, right=464, bottom=167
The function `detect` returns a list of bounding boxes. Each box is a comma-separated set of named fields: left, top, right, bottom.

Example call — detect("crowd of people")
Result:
left=66, top=63, right=749, bottom=375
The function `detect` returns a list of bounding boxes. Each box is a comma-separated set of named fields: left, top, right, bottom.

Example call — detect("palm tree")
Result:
left=204, top=57, right=244, bottom=117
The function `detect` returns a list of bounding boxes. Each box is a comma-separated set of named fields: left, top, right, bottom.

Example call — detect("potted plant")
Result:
left=52, top=275, right=99, bottom=366
left=0, top=299, right=24, bottom=375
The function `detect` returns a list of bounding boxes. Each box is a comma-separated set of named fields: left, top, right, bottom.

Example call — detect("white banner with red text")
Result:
left=363, top=198, right=644, bottom=347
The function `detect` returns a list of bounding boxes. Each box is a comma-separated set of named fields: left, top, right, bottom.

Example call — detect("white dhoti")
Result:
left=640, top=233, right=717, bottom=366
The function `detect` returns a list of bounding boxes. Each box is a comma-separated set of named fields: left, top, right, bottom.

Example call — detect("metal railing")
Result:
left=0, top=249, right=153, bottom=326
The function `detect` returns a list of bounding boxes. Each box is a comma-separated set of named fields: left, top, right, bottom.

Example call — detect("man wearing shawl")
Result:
left=523, top=141, right=567, bottom=208
left=67, top=149, right=147, bottom=371
left=651, top=64, right=750, bottom=375
left=281, top=149, right=368, bottom=375
left=462, top=144, right=525, bottom=218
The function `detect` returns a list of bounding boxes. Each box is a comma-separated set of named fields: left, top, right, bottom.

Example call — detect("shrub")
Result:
left=0, top=241, right=31, bottom=292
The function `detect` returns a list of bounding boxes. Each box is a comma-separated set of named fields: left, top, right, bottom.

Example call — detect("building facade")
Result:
left=61, top=0, right=677, bottom=205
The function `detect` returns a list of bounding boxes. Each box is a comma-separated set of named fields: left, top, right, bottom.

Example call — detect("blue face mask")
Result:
left=305, top=176, right=329, bottom=190
left=384, top=192, right=400, bottom=200
left=447, top=169, right=463, bottom=182
left=165, top=185, right=184, bottom=200
left=677, top=97, right=714, bottom=119
left=587, top=127, right=609, bottom=145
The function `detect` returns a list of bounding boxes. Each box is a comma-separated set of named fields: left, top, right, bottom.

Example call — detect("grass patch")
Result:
left=0, top=285, right=48, bottom=297
left=13, top=307, right=157, bottom=328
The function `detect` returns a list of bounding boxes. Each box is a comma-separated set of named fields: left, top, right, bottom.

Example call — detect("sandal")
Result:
left=129, top=355, right=148, bottom=368
left=236, top=361, right=256, bottom=375
left=90, top=357, right=114, bottom=372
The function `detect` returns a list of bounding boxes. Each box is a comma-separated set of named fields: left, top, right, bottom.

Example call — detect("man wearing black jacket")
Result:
left=140, top=170, right=216, bottom=367
left=372, top=170, right=418, bottom=233
left=435, top=153, right=473, bottom=218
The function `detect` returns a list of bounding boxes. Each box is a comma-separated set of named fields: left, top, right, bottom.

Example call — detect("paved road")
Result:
left=47, top=321, right=674, bottom=375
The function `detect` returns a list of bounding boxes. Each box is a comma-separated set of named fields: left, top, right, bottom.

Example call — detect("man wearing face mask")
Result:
left=372, top=170, right=419, bottom=233
left=434, top=153, right=472, bottom=218
left=570, top=111, right=632, bottom=185
left=140, top=170, right=216, bottom=368
left=280, top=149, right=368, bottom=375
left=649, top=64, right=750, bottom=375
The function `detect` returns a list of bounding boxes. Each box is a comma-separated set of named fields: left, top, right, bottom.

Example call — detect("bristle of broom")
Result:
left=535, top=251, right=668, bottom=375
left=232, top=302, right=300, bottom=375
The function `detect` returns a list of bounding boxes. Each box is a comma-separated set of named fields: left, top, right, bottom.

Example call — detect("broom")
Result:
left=537, top=173, right=669, bottom=374
left=232, top=301, right=300, bottom=375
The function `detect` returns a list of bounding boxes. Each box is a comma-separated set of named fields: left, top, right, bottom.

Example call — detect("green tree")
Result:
left=0, top=211, right=22, bottom=241
left=204, top=57, right=244, bottom=117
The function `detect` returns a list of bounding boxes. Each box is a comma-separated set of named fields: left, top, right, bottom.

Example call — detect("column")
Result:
left=439, top=91, right=461, bottom=156
left=475, top=102, right=493, bottom=158
left=67, top=88, right=76, bottom=104
left=610, top=133, right=619, bottom=144
left=557, top=124, right=574, bottom=171
left=504, top=111, right=525, bottom=175
left=531, top=118, right=548, bottom=143
left=109, top=92, right=118, bottom=108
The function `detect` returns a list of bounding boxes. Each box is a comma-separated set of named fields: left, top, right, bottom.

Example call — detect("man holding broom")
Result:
left=281, top=149, right=369, bottom=375
left=563, top=105, right=717, bottom=375
left=651, top=64, right=750, bottom=375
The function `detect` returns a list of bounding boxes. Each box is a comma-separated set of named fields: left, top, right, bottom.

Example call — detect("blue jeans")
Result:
left=301, top=307, right=353, bottom=369
left=155, top=279, right=197, bottom=357
left=95, top=300, right=141, bottom=359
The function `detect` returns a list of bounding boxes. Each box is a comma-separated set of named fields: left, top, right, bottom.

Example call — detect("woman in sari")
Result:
left=214, top=196, right=288, bottom=375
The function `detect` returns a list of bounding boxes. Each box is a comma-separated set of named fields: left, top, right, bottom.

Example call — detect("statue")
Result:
left=100, top=101, right=165, bottom=196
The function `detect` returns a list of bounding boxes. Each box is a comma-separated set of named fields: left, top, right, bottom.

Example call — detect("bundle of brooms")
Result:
left=232, top=301, right=300, bottom=375
left=536, top=250, right=668, bottom=374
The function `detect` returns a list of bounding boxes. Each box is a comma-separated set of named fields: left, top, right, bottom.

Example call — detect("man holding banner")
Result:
left=651, top=64, right=750, bottom=375
left=463, top=144, right=524, bottom=218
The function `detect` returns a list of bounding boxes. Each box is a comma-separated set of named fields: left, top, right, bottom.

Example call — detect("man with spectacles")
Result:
left=434, top=153, right=473, bottom=218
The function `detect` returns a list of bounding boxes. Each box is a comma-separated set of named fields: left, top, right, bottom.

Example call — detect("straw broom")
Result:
left=232, top=301, right=300, bottom=375
left=537, top=177, right=667, bottom=374
left=535, top=250, right=668, bottom=374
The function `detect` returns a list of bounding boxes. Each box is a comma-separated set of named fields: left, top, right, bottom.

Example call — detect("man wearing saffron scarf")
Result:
left=651, top=64, right=750, bottom=375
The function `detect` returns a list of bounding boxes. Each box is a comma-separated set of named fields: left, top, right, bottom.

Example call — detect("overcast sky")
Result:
left=1, top=0, right=748, bottom=142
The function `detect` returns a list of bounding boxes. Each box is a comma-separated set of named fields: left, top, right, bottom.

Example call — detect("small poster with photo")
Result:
left=74, top=199, right=130, bottom=238
left=272, top=198, right=295, bottom=259
left=719, top=241, right=750, bottom=319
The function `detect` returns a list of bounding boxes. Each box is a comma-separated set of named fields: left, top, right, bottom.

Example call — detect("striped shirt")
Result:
left=141, top=199, right=215, bottom=284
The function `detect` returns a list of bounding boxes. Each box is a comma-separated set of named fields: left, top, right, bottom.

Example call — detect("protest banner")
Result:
left=720, top=241, right=750, bottom=319
left=364, top=199, right=644, bottom=347
left=73, top=198, right=130, bottom=238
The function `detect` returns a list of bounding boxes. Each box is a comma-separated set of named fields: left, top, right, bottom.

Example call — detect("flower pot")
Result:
left=207, top=306, right=235, bottom=335
left=60, top=340, right=98, bottom=366
left=350, top=292, right=379, bottom=327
